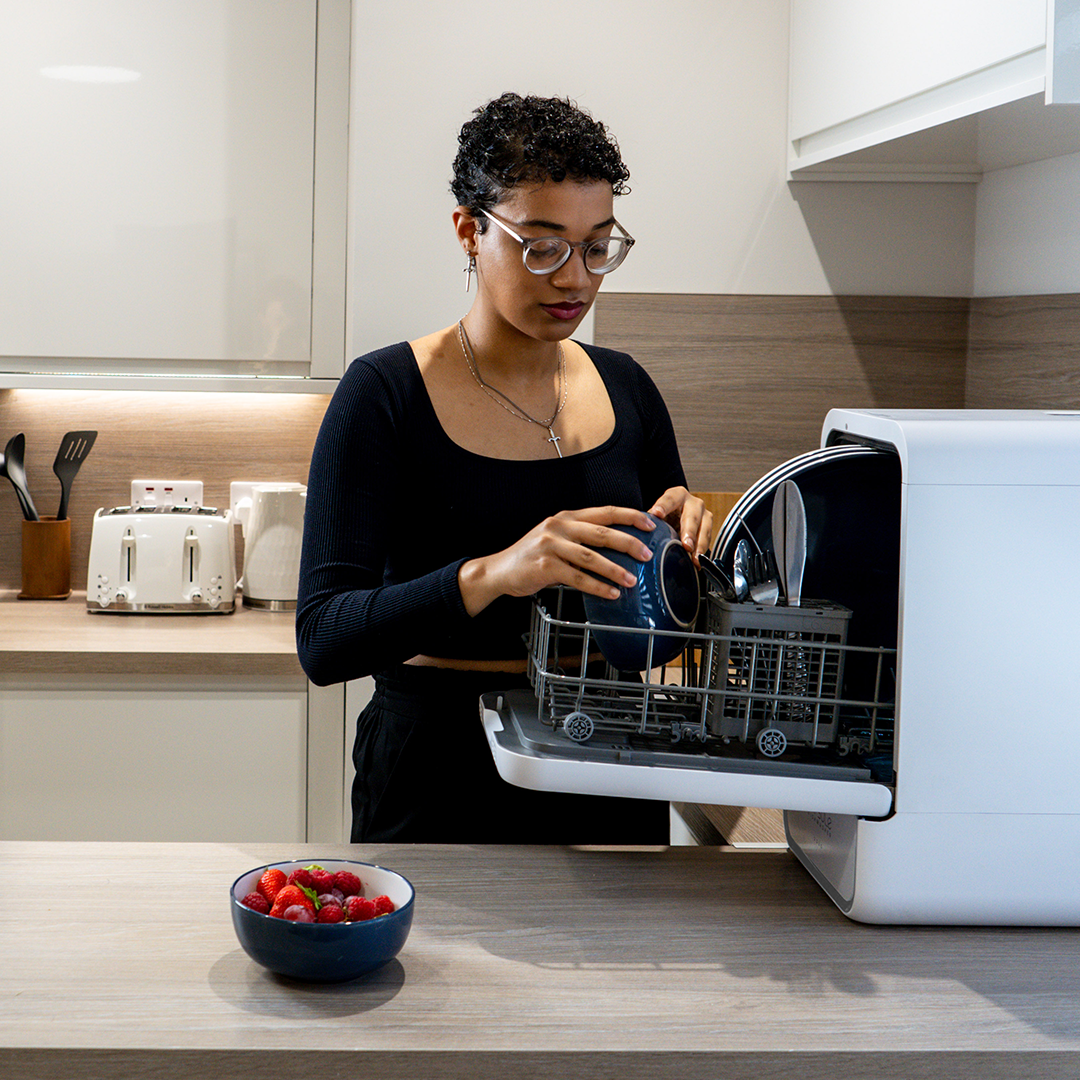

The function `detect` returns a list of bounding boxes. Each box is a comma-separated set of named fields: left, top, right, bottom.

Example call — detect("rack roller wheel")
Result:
left=756, top=727, right=787, bottom=758
left=562, top=712, right=595, bottom=743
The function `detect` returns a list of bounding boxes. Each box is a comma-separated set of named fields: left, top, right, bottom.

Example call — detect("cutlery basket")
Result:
left=523, top=590, right=894, bottom=762
left=704, top=595, right=852, bottom=757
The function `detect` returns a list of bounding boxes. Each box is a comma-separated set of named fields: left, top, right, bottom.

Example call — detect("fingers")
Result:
left=465, top=504, right=677, bottom=617
left=547, top=509, right=652, bottom=594
left=683, top=505, right=713, bottom=561
left=562, top=560, right=633, bottom=601
left=573, top=504, right=657, bottom=534
left=647, top=490, right=677, bottom=521
left=647, top=488, right=713, bottom=564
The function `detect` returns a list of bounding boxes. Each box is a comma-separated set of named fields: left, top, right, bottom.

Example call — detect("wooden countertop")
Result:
left=0, top=590, right=302, bottom=677
left=3, top=841, right=1080, bottom=1079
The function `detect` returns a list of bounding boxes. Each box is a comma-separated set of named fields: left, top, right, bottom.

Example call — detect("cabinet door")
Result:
left=0, top=0, right=348, bottom=383
left=789, top=0, right=1048, bottom=172
left=0, top=679, right=308, bottom=841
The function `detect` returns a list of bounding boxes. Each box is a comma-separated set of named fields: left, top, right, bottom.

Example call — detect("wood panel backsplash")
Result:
left=595, top=293, right=969, bottom=493
left=0, top=390, right=330, bottom=592
left=967, top=294, right=1080, bottom=408
left=2, top=291, right=1075, bottom=593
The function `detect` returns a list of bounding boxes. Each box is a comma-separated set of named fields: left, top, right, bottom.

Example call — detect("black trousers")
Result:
left=351, top=664, right=670, bottom=844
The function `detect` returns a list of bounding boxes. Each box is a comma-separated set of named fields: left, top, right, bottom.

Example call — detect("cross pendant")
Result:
left=547, top=429, right=563, bottom=459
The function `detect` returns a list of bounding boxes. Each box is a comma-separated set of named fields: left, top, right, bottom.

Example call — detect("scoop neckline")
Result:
left=404, top=340, right=622, bottom=464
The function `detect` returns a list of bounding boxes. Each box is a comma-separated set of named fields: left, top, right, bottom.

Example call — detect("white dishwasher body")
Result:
left=484, top=410, right=1080, bottom=924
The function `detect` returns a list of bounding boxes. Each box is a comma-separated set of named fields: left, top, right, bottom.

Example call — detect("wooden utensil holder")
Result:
left=20, top=516, right=72, bottom=600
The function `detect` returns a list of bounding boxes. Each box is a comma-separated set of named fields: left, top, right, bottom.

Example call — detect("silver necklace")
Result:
left=457, top=320, right=567, bottom=458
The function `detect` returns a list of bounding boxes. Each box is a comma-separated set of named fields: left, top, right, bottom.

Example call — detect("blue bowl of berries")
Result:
left=230, top=858, right=415, bottom=982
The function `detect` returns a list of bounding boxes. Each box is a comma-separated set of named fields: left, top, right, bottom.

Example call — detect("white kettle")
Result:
left=232, top=482, right=306, bottom=610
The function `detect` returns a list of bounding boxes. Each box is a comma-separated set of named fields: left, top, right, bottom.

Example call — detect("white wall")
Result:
left=347, top=0, right=975, bottom=357
left=974, top=151, right=1080, bottom=295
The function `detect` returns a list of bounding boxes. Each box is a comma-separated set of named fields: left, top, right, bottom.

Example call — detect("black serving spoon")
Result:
left=1, top=433, right=39, bottom=520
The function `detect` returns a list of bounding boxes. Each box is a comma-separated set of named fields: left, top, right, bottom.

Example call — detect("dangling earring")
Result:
left=463, top=254, right=476, bottom=292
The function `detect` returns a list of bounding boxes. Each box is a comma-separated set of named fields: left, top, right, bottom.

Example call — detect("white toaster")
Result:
left=87, top=506, right=237, bottom=613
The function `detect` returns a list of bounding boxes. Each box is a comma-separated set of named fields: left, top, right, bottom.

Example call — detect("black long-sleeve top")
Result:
left=296, top=341, right=686, bottom=685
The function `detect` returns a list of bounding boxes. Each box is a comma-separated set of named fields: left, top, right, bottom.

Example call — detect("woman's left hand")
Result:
left=648, top=487, right=712, bottom=565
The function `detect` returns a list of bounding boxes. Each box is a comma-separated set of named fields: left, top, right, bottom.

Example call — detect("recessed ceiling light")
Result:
left=40, top=66, right=142, bottom=84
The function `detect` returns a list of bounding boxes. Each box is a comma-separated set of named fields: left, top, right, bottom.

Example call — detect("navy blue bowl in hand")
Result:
left=230, top=859, right=414, bottom=982
left=582, top=514, right=700, bottom=671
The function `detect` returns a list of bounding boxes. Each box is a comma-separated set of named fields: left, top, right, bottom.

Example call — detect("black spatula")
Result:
left=53, top=430, right=97, bottom=520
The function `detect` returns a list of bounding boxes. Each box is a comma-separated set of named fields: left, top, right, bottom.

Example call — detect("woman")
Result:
left=297, top=93, right=711, bottom=843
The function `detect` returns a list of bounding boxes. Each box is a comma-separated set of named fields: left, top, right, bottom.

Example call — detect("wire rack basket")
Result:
left=526, top=588, right=895, bottom=761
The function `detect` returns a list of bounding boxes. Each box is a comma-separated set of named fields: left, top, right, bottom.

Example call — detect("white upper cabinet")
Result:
left=0, top=0, right=349, bottom=390
left=789, top=0, right=1080, bottom=181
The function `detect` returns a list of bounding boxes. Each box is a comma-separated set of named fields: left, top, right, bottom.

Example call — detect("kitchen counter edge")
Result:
left=0, top=590, right=303, bottom=677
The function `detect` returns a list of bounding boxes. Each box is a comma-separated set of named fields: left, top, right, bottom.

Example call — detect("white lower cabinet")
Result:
left=0, top=674, right=308, bottom=842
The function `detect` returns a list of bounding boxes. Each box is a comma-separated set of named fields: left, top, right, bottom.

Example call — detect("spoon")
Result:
left=732, top=540, right=750, bottom=601
left=699, top=553, right=736, bottom=601
left=1, top=433, right=39, bottom=520
left=749, top=551, right=779, bottom=606
left=771, top=483, right=789, bottom=602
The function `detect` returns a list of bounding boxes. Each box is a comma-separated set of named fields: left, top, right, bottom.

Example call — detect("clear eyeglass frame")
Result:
left=481, top=209, right=635, bottom=275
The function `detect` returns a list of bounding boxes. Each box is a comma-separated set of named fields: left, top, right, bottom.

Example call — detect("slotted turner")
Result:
left=53, top=430, right=97, bottom=520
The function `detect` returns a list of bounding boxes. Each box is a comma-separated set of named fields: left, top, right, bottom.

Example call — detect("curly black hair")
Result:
left=451, top=93, right=630, bottom=228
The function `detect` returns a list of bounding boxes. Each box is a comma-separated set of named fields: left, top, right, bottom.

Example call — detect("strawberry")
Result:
left=317, top=904, right=346, bottom=924
left=332, top=870, right=363, bottom=897
left=269, top=884, right=316, bottom=919
left=372, top=895, right=395, bottom=917
left=344, top=895, right=376, bottom=922
left=240, top=892, right=270, bottom=915
left=257, top=867, right=287, bottom=904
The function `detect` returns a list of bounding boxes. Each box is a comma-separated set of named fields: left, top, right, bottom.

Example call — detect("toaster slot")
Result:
left=120, top=528, right=136, bottom=592
left=184, top=529, right=200, bottom=594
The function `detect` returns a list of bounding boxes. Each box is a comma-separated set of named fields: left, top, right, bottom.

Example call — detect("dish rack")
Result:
left=526, top=589, right=896, bottom=761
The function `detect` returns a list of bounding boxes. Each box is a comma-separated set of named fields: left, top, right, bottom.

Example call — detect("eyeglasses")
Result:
left=481, top=209, right=635, bottom=275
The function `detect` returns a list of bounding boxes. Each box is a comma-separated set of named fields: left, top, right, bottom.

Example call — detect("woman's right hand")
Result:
left=456, top=505, right=658, bottom=618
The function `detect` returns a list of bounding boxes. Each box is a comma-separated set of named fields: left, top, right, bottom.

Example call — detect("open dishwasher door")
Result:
left=482, top=443, right=901, bottom=821
left=482, top=690, right=895, bottom=817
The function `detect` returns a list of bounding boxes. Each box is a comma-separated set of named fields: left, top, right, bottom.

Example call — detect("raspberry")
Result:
left=332, top=870, right=363, bottom=897
left=344, top=895, right=376, bottom=922
left=257, top=868, right=287, bottom=904
left=283, top=905, right=315, bottom=923
left=317, top=904, right=346, bottom=924
left=372, top=895, right=395, bottom=916
left=241, top=892, right=270, bottom=915
left=286, top=868, right=316, bottom=891
left=308, top=868, right=335, bottom=894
